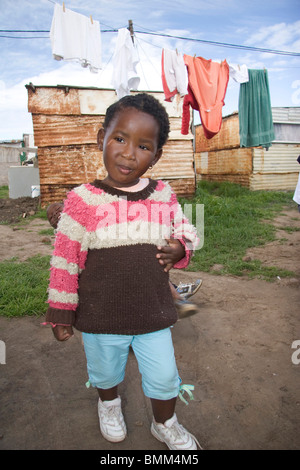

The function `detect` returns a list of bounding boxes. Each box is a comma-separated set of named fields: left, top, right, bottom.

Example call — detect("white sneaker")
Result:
left=151, top=413, right=203, bottom=450
left=98, top=396, right=127, bottom=442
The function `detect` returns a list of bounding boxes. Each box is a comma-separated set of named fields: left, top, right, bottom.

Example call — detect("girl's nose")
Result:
left=122, top=144, right=135, bottom=159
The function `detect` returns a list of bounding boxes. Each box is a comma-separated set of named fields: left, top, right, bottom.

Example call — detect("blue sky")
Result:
left=0, top=0, right=299, bottom=140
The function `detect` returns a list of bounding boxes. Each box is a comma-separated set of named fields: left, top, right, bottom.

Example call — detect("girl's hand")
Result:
left=156, top=238, right=185, bottom=272
left=52, top=325, right=74, bottom=341
left=47, top=203, right=64, bottom=229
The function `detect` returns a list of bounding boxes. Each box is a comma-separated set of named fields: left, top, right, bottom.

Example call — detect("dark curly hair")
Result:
left=103, top=93, right=170, bottom=149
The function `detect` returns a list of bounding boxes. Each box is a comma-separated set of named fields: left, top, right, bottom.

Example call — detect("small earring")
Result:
left=149, top=164, right=155, bottom=179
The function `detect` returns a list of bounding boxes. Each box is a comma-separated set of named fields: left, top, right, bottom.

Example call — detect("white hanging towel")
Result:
left=229, top=64, right=249, bottom=83
left=162, top=49, right=188, bottom=101
left=50, top=3, right=102, bottom=72
left=112, top=28, right=140, bottom=99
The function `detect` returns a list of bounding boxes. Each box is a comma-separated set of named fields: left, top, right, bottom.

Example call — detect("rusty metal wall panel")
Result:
left=195, top=148, right=252, bottom=175
left=27, top=87, right=81, bottom=115
left=32, top=114, right=103, bottom=147
left=253, top=144, right=300, bottom=173
left=38, top=145, right=105, bottom=185
left=272, top=107, right=300, bottom=123
left=195, top=112, right=240, bottom=152
left=78, top=89, right=118, bottom=115
left=150, top=140, right=195, bottom=178
left=250, top=173, right=299, bottom=191
left=167, top=178, right=195, bottom=197
left=168, top=117, right=193, bottom=139
left=40, top=183, right=79, bottom=206
left=251, top=143, right=300, bottom=191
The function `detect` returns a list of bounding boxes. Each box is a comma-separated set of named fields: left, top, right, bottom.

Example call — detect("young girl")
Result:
left=45, top=93, right=201, bottom=450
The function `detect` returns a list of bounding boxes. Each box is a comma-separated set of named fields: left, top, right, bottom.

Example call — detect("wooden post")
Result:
left=128, top=20, right=134, bottom=43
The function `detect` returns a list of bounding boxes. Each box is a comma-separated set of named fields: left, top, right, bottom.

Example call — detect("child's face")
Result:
left=100, top=107, right=162, bottom=188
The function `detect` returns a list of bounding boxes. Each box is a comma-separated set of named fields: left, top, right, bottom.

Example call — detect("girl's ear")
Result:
left=97, top=127, right=105, bottom=151
left=152, top=148, right=163, bottom=167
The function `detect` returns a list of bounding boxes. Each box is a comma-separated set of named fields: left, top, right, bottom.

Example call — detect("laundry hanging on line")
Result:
left=238, top=69, right=275, bottom=149
left=161, top=49, right=251, bottom=138
left=50, top=3, right=102, bottom=72
left=181, top=54, right=230, bottom=139
left=161, top=48, right=188, bottom=102
left=229, top=64, right=249, bottom=84
left=111, top=28, right=140, bottom=99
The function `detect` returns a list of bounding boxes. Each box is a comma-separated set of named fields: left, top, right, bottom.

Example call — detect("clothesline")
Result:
left=2, top=5, right=300, bottom=58
left=3, top=24, right=300, bottom=57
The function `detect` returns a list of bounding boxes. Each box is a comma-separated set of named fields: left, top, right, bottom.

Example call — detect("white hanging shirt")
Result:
left=111, top=28, right=140, bottom=99
left=229, top=64, right=249, bottom=83
left=162, top=48, right=188, bottom=100
left=50, top=3, right=102, bottom=72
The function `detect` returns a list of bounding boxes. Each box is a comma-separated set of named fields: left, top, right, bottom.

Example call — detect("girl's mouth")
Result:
left=118, top=165, right=133, bottom=175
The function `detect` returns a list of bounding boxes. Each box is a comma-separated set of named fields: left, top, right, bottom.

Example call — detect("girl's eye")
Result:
left=140, top=145, right=149, bottom=151
left=115, top=137, right=124, bottom=143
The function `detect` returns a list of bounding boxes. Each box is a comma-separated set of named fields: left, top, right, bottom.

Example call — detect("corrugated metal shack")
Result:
left=194, top=107, right=300, bottom=190
left=26, top=85, right=195, bottom=207
left=0, top=140, right=23, bottom=186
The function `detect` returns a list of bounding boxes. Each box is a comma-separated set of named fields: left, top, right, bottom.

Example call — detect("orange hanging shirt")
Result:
left=182, top=55, right=229, bottom=138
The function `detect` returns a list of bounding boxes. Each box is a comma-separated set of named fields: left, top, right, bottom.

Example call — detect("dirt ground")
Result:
left=0, top=197, right=299, bottom=451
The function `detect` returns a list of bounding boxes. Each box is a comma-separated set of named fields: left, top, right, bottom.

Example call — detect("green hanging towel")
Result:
left=238, top=69, right=275, bottom=149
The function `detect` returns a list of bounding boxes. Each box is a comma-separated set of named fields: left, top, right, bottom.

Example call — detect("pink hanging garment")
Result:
left=182, top=55, right=229, bottom=138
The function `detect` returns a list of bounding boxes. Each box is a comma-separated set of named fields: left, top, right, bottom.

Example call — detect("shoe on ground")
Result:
left=176, top=279, right=202, bottom=300
left=98, top=396, right=127, bottom=442
left=175, top=299, right=200, bottom=319
left=151, top=413, right=203, bottom=450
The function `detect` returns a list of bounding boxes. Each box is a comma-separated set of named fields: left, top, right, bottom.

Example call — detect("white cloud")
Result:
left=245, top=20, right=300, bottom=52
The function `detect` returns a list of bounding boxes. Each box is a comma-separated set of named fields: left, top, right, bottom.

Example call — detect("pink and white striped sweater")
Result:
left=46, top=179, right=199, bottom=334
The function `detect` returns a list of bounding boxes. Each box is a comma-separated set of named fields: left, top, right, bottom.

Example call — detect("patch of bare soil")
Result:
left=0, top=200, right=299, bottom=450
left=0, top=196, right=54, bottom=262
left=246, top=211, right=300, bottom=281
left=0, top=196, right=41, bottom=224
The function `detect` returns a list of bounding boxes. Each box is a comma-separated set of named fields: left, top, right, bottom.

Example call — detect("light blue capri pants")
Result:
left=82, top=328, right=180, bottom=400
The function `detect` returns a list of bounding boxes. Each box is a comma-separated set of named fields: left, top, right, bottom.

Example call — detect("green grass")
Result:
left=33, top=207, right=48, bottom=220
left=0, top=255, right=50, bottom=317
left=179, top=181, right=296, bottom=280
left=0, top=185, right=9, bottom=198
left=39, top=228, right=55, bottom=236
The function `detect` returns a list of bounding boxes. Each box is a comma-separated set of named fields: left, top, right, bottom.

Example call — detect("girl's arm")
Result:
left=45, top=189, right=88, bottom=329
